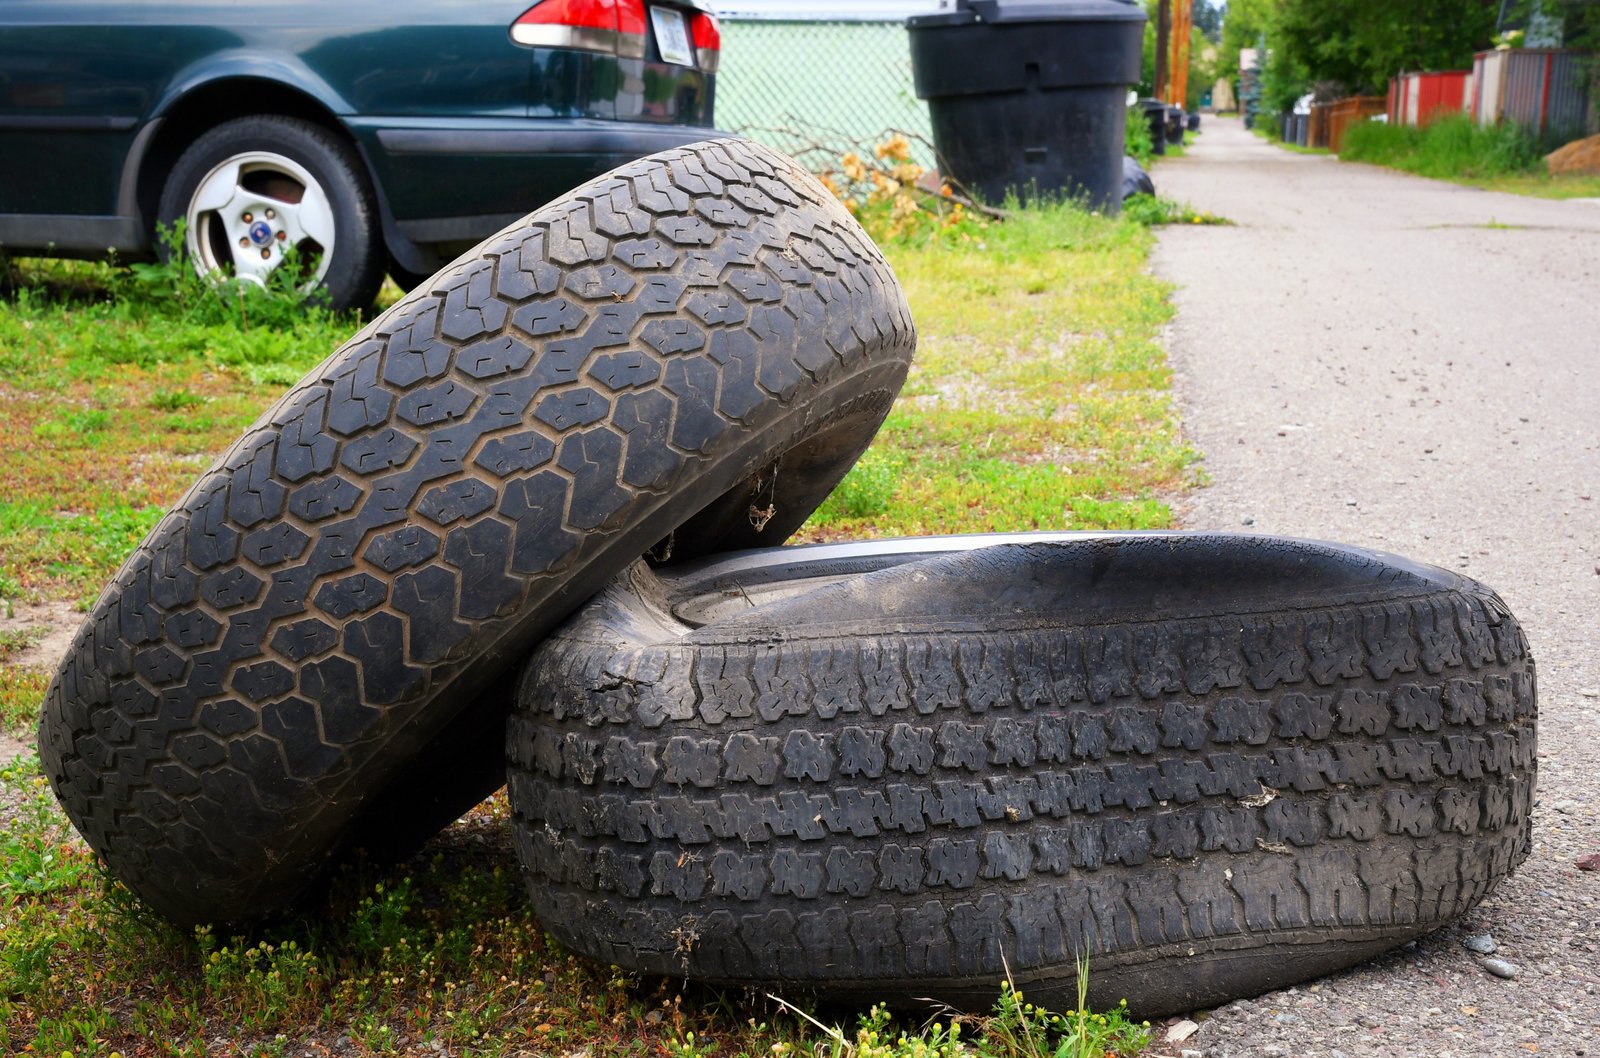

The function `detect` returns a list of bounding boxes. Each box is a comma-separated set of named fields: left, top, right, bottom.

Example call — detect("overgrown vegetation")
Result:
left=0, top=177, right=1190, bottom=1053
left=1339, top=113, right=1600, bottom=196
left=0, top=232, right=354, bottom=608
left=807, top=188, right=1196, bottom=537
left=0, top=752, right=1156, bottom=1056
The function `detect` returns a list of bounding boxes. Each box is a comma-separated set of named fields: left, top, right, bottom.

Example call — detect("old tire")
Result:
left=509, top=534, right=1536, bottom=1017
left=38, top=138, right=915, bottom=926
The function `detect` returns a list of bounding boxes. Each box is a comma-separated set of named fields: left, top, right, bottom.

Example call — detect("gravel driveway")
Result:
left=1152, top=116, right=1600, bottom=1057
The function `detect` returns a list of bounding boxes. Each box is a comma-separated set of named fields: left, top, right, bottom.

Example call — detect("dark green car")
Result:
left=0, top=0, right=722, bottom=309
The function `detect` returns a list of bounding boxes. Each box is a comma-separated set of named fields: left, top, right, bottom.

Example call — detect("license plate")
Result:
left=650, top=6, right=694, bottom=67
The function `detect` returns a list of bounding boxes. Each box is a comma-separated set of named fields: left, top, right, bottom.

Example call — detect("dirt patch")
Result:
left=1, top=731, right=31, bottom=765
left=1, top=598, right=81, bottom=671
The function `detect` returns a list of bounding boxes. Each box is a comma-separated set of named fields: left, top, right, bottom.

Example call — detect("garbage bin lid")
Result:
left=908, top=0, right=1146, bottom=28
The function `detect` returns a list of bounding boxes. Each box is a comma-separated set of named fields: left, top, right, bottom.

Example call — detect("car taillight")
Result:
left=691, top=11, right=720, bottom=73
left=511, top=0, right=647, bottom=59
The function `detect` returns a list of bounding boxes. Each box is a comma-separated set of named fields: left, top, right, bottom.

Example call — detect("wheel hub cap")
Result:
left=247, top=218, right=275, bottom=248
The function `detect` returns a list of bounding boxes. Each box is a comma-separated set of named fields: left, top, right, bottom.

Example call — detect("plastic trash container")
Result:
left=1165, top=105, right=1186, bottom=147
left=1139, top=97, right=1169, bottom=156
left=908, top=0, right=1147, bottom=211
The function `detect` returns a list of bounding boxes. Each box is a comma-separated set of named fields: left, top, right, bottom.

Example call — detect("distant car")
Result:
left=0, top=0, right=723, bottom=309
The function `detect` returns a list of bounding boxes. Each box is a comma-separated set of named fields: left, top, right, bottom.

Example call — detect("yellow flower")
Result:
left=842, top=152, right=867, bottom=182
left=876, top=133, right=912, bottom=162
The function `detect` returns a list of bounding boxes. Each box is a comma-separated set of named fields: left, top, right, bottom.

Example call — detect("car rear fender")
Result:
left=151, top=50, right=355, bottom=122
left=124, top=55, right=372, bottom=255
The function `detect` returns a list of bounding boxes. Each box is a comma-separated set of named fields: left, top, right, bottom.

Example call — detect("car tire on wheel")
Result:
left=41, top=138, right=915, bottom=927
left=510, top=533, right=1536, bottom=1018
left=157, top=114, right=387, bottom=312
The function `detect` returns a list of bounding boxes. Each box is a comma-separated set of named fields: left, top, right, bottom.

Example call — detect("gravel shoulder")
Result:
left=1150, top=116, right=1600, bottom=1057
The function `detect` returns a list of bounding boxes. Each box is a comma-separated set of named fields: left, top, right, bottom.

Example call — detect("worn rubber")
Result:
left=508, top=534, right=1536, bottom=1017
left=38, top=138, right=915, bottom=926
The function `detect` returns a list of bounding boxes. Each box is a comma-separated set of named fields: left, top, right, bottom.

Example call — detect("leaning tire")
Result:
left=509, top=534, right=1536, bottom=1017
left=158, top=114, right=387, bottom=312
left=40, top=138, right=915, bottom=926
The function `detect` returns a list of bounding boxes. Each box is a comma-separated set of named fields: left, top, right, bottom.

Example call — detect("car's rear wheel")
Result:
left=158, top=115, right=386, bottom=312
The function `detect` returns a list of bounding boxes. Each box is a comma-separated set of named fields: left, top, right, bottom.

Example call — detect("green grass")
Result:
left=804, top=202, right=1197, bottom=540
left=0, top=200, right=1184, bottom=1055
left=1338, top=114, right=1600, bottom=198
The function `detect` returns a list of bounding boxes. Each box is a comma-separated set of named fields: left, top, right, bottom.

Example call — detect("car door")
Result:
left=0, top=1, right=184, bottom=221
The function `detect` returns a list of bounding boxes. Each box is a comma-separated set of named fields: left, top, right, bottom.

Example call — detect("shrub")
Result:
left=1340, top=114, right=1545, bottom=178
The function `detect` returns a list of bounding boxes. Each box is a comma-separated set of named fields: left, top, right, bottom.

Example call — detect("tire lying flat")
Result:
left=38, top=138, right=916, bottom=926
left=509, top=534, right=1536, bottom=1018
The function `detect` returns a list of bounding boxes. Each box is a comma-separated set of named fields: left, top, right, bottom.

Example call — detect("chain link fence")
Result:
left=717, top=19, right=938, bottom=169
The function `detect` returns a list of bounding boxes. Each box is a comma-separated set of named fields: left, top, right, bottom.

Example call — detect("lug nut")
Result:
left=242, top=212, right=253, bottom=223
left=238, top=237, right=249, bottom=247
left=275, top=231, right=286, bottom=241
left=261, top=249, right=271, bottom=260
left=265, top=209, right=276, bottom=220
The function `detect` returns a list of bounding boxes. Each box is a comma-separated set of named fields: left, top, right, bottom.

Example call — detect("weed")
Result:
left=1334, top=114, right=1600, bottom=199
left=0, top=667, right=49, bottom=732
left=0, top=753, right=94, bottom=898
left=765, top=973, right=1150, bottom=1058
left=0, top=627, right=44, bottom=665
left=1120, top=194, right=1228, bottom=226
left=1125, top=107, right=1156, bottom=168
left=804, top=200, right=1196, bottom=540
left=818, top=133, right=987, bottom=244
left=150, top=387, right=207, bottom=412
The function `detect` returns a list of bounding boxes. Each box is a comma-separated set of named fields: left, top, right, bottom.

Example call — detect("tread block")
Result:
left=37, top=138, right=916, bottom=931
left=508, top=541, right=1537, bottom=1017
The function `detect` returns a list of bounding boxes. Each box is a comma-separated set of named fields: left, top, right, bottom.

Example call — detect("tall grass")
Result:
left=1339, top=114, right=1545, bottom=179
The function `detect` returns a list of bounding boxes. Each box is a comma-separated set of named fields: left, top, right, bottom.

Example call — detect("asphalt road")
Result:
left=1153, top=117, right=1600, bottom=1057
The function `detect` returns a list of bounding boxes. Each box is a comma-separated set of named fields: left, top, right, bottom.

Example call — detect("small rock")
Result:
left=1553, top=801, right=1575, bottom=814
left=1359, top=1014, right=1381, bottom=1029
left=1166, top=1019, right=1200, bottom=1043
left=1242, top=517, right=1255, bottom=526
left=1464, top=934, right=1497, bottom=955
left=1273, top=1013, right=1299, bottom=1025
left=1577, top=853, right=1600, bottom=871
left=1181, top=1051, right=1203, bottom=1058
left=1263, top=1045, right=1288, bottom=1058
left=1580, top=687, right=1599, bottom=698
left=1482, top=957, right=1520, bottom=979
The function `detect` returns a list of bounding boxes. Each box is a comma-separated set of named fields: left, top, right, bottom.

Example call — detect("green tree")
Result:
left=1270, top=0, right=1498, bottom=95
left=1219, top=0, right=1279, bottom=94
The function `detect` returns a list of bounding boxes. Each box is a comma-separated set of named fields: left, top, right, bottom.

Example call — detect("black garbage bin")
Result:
left=1165, top=105, right=1185, bottom=147
left=1138, top=97, right=1169, bottom=156
left=908, top=0, right=1147, bottom=212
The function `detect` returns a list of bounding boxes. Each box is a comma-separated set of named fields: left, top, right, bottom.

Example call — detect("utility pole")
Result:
left=1170, top=0, right=1192, bottom=107
left=1154, top=0, right=1171, bottom=102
